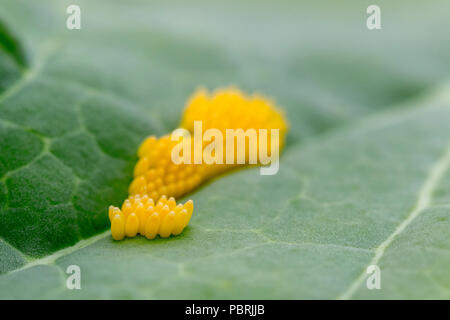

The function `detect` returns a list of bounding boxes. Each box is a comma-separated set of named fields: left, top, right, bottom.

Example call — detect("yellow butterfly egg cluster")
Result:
left=181, top=88, right=288, bottom=144
left=109, top=195, right=193, bottom=240
left=109, top=87, right=287, bottom=241
left=131, top=135, right=205, bottom=200
left=129, top=87, right=288, bottom=200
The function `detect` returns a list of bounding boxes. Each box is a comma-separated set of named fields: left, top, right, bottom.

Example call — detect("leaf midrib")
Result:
left=338, top=142, right=450, bottom=299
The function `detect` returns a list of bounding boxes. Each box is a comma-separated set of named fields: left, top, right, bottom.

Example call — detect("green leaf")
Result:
left=1, top=0, right=450, bottom=299
left=0, top=20, right=26, bottom=93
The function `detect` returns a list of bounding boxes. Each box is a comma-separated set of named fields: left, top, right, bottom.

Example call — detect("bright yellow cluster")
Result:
left=129, top=87, right=288, bottom=200
left=181, top=87, right=288, bottom=142
left=130, top=135, right=204, bottom=200
left=110, top=87, right=287, bottom=241
left=109, top=195, right=193, bottom=240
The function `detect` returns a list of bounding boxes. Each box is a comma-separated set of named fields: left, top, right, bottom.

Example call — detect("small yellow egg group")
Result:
left=109, top=87, right=288, bottom=241
left=130, top=135, right=204, bottom=200
left=129, top=87, right=288, bottom=200
left=109, top=195, right=193, bottom=240
left=181, top=87, right=288, bottom=142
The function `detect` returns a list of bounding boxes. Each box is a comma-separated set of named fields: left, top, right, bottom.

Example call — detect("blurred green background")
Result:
left=3, top=0, right=450, bottom=141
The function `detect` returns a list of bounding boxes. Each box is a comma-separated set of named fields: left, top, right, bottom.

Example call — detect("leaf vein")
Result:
left=338, top=142, right=450, bottom=300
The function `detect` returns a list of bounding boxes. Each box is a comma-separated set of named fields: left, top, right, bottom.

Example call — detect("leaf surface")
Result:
left=0, top=0, right=449, bottom=298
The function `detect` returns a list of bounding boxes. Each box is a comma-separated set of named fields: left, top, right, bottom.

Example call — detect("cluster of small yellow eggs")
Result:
left=130, top=134, right=205, bottom=200
left=109, top=195, right=193, bottom=240
left=181, top=88, right=288, bottom=143
left=128, top=88, right=288, bottom=200
left=109, top=87, right=287, bottom=241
